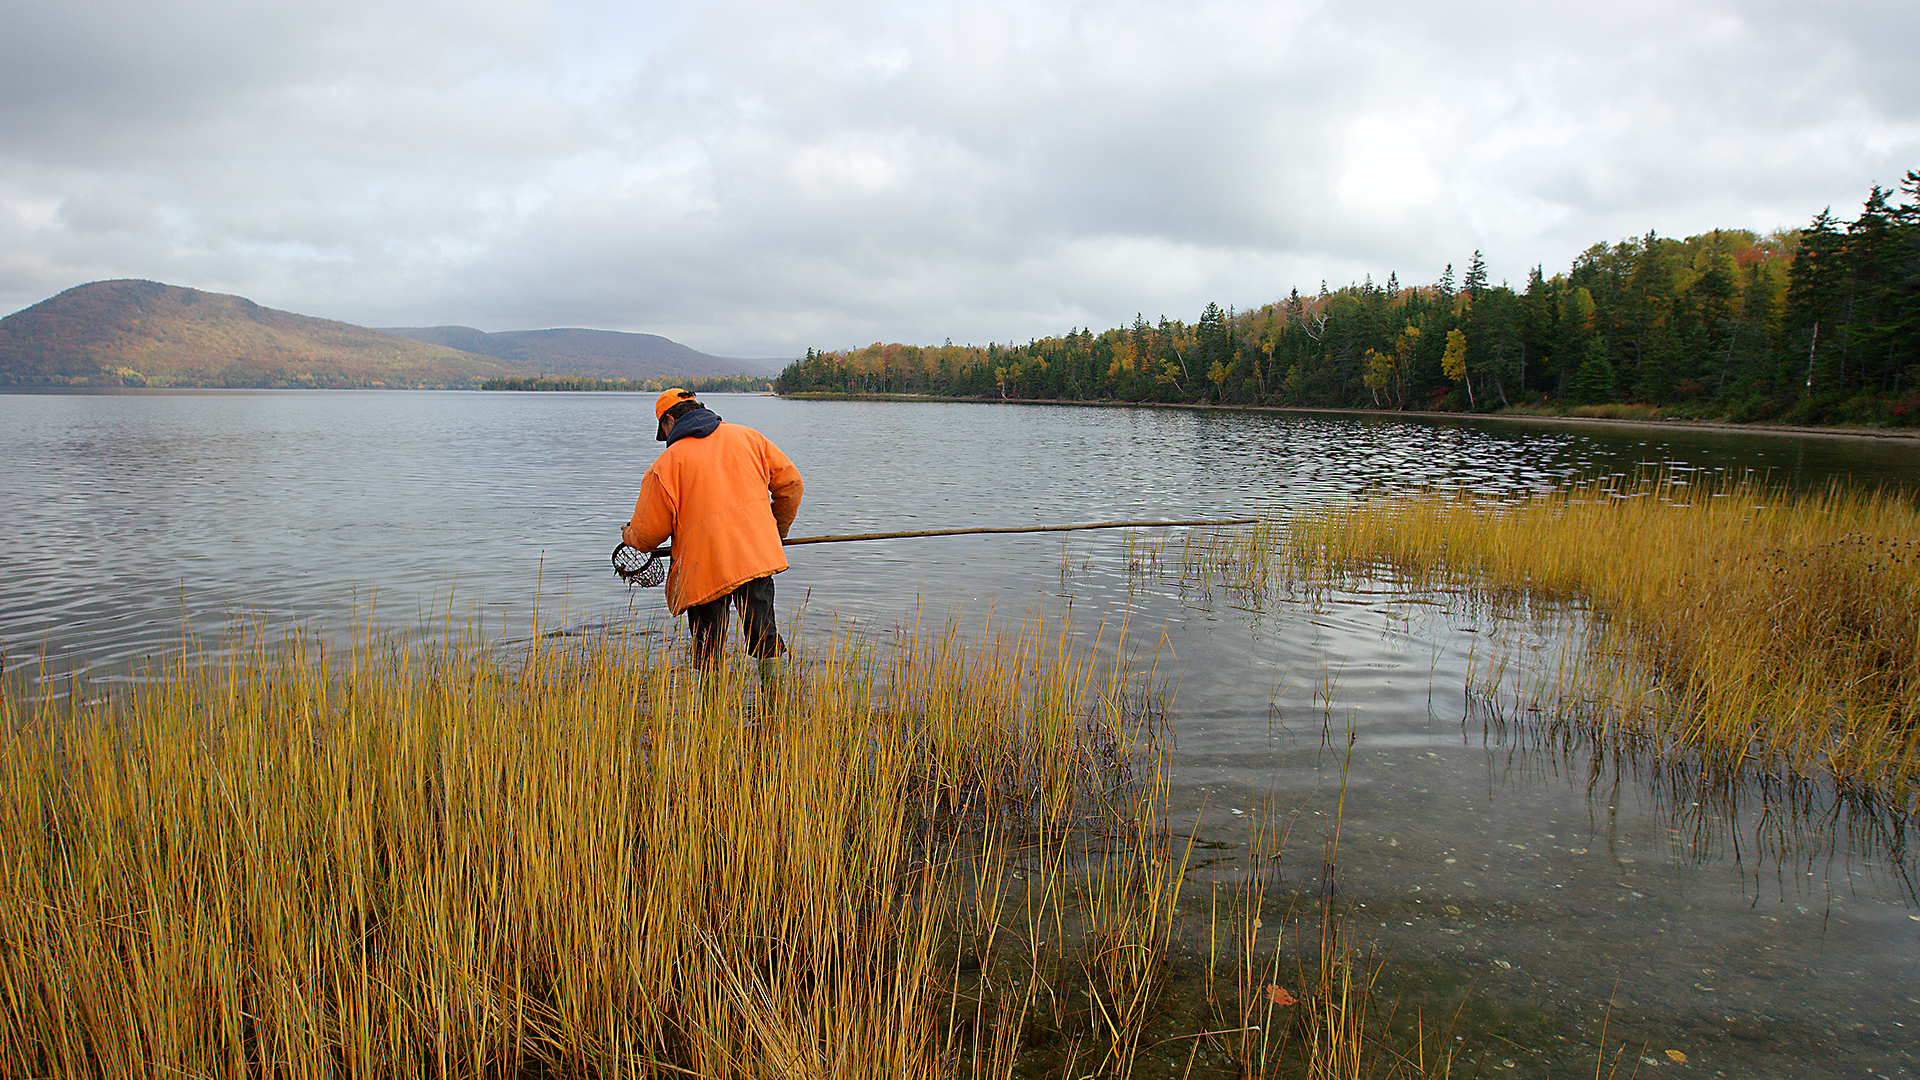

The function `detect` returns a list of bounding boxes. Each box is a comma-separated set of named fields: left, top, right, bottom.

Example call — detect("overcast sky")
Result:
left=2, top=0, right=1914, bottom=358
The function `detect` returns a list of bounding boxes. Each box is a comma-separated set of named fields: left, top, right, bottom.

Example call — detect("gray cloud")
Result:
left=2, top=0, right=1915, bottom=357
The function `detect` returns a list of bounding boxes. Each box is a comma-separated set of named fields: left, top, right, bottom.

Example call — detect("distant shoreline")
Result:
left=8, top=384, right=1916, bottom=444
left=777, top=392, right=1920, bottom=444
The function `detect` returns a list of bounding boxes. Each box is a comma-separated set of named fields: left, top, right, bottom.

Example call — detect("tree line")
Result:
left=481, top=374, right=772, bottom=393
left=776, top=173, right=1920, bottom=426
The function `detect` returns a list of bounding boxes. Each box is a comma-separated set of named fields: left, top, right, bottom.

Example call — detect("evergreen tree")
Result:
left=1843, top=186, right=1918, bottom=393
left=1196, top=302, right=1231, bottom=401
left=1520, top=266, right=1557, bottom=396
left=1786, top=208, right=1846, bottom=395
left=1464, top=251, right=1488, bottom=298
left=1572, top=338, right=1616, bottom=404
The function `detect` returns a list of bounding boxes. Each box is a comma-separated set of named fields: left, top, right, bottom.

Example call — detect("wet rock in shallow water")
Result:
left=1724, top=1018, right=1768, bottom=1042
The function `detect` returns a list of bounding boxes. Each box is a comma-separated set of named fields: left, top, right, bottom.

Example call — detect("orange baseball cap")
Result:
left=654, top=387, right=695, bottom=420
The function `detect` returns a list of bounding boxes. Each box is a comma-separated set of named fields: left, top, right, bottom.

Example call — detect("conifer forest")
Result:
left=778, top=174, right=1920, bottom=426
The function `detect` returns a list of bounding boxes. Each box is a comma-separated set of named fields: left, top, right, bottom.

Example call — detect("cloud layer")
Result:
left=3, top=0, right=1915, bottom=356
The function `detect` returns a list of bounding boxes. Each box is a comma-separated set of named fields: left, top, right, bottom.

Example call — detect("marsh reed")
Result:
left=1269, top=472, right=1920, bottom=800
left=0, top=616, right=1074, bottom=1077
left=0, top=609, right=1421, bottom=1078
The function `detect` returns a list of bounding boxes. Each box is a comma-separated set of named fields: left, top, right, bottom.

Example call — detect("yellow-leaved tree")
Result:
left=1363, top=324, right=1421, bottom=407
left=1362, top=349, right=1391, bottom=405
left=1441, top=328, right=1472, bottom=408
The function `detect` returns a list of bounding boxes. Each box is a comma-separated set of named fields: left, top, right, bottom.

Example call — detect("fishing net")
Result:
left=611, top=542, right=667, bottom=587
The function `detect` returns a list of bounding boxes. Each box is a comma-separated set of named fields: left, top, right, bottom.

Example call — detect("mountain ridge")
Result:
left=378, top=325, right=782, bottom=379
left=0, top=280, right=779, bottom=388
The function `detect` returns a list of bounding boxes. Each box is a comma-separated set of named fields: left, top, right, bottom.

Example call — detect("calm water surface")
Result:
left=5, top=390, right=1919, bottom=1077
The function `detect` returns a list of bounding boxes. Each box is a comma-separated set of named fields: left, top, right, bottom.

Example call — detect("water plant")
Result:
left=1269, top=471, right=1920, bottom=803
left=0, top=611, right=1436, bottom=1078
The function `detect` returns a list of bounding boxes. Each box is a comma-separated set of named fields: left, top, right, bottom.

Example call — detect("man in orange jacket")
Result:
left=623, top=389, right=804, bottom=674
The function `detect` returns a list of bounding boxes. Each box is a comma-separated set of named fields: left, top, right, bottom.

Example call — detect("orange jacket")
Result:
left=623, top=420, right=803, bottom=614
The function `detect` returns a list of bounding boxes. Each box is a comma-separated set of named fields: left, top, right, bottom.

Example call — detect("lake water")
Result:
left=5, top=389, right=1919, bottom=1077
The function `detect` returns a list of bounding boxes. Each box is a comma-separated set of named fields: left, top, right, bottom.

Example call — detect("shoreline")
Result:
left=11, top=384, right=1915, bottom=445
left=780, top=392, right=1920, bottom=444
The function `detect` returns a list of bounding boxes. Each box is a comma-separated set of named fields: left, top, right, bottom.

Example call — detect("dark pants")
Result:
left=686, top=575, right=785, bottom=668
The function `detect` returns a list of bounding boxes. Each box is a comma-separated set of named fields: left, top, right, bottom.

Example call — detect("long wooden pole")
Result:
left=649, top=517, right=1259, bottom=558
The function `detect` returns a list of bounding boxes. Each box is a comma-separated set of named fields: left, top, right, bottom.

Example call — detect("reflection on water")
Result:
left=1152, top=567, right=1920, bottom=1078
left=5, top=390, right=1919, bottom=1077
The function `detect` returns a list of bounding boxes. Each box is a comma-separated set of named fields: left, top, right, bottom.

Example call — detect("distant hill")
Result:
left=379, top=326, right=783, bottom=379
left=0, top=280, right=511, bottom=389
left=0, top=279, right=786, bottom=389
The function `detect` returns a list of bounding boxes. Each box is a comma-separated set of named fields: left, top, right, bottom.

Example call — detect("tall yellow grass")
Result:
left=0, top=613, right=1416, bottom=1078
left=1274, top=473, right=1920, bottom=800
left=0, top=616, right=1123, bottom=1078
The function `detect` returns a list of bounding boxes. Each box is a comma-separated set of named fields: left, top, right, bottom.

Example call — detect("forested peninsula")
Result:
left=777, top=174, right=1920, bottom=428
